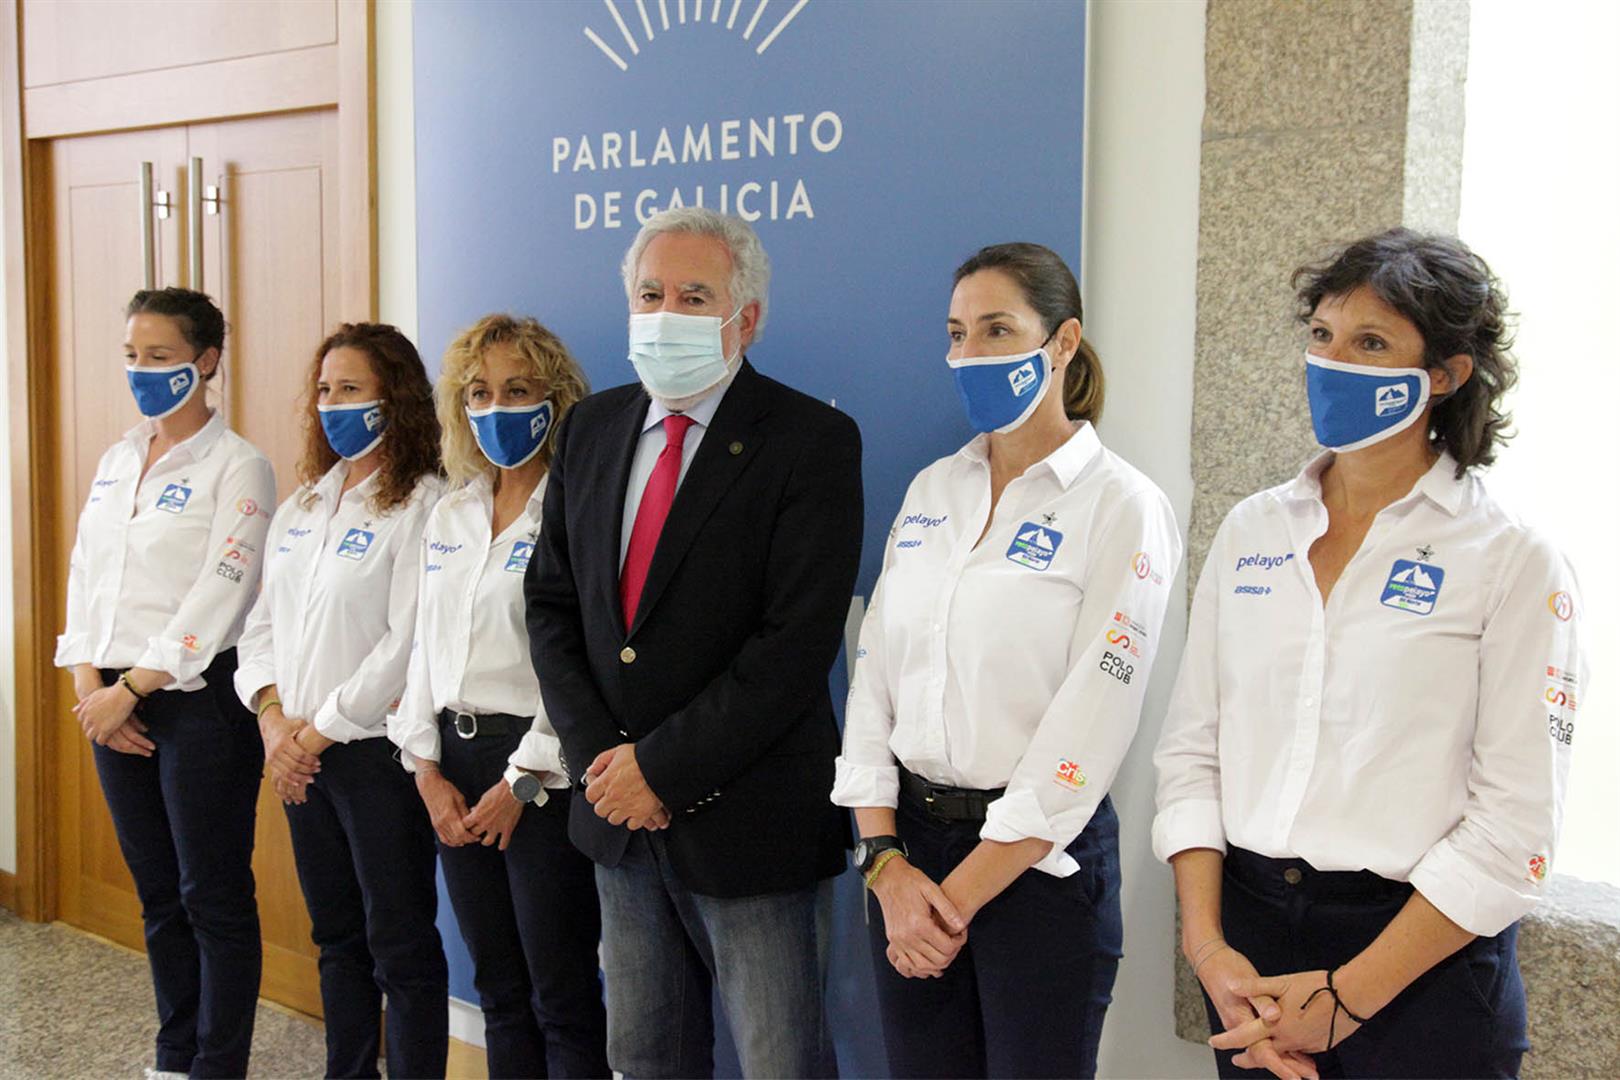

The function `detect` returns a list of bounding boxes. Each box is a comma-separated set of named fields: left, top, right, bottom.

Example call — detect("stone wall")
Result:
left=1173, top=3, right=1620, bottom=1075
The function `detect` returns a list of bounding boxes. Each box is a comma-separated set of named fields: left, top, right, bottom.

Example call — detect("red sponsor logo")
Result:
left=180, top=633, right=199, bottom=652
left=1526, top=854, right=1548, bottom=883
left=1054, top=759, right=1087, bottom=791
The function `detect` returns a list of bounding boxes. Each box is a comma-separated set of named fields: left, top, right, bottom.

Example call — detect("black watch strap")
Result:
left=856, top=835, right=907, bottom=874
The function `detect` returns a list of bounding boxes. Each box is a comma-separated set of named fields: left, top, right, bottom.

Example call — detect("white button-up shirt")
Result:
left=234, top=463, right=443, bottom=743
left=833, top=423, right=1184, bottom=876
left=1152, top=451, right=1585, bottom=937
left=387, top=473, right=569, bottom=795
left=55, top=412, right=276, bottom=690
left=617, top=375, right=733, bottom=569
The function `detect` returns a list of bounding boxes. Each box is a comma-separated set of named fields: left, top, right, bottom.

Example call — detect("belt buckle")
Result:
left=453, top=712, right=478, bottom=740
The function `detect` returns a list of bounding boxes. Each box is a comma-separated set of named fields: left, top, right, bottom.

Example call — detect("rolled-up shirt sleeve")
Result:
left=313, top=492, right=435, bottom=743
left=831, top=510, right=905, bottom=810
left=137, top=454, right=277, bottom=687
left=1150, top=535, right=1229, bottom=863
left=1407, top=529, right=1584, bottom=937
left=388, top=579, right=441, bottom=773
left=510, top=696, right=571, bottom=800
left=982, top=486, right=1183, bottom=876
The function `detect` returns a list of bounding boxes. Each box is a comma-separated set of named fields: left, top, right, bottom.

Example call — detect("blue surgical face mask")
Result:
left=1305, top=351, right=1431, bottom=452
left=318, top=400, right=388, bottom=461
left=947, top=346, right=1053, bottom=434
left=628, top=309, right=742, bottom=401
left=467, top=399, right=554, bottom=469
left=126, top=361, right=201, bottom=419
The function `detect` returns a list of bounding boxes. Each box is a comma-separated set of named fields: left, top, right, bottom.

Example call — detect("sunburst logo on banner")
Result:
left=584, top=0, right=811, bottom=71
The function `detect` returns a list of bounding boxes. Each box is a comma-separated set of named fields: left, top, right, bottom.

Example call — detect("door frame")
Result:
left=3, top=0, right=378, bottom=921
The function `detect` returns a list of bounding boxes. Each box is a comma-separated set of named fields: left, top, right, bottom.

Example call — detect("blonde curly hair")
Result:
left=436, top=314, right=590, bottom=486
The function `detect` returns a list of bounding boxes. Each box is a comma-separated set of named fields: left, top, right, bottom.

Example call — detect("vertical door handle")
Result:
left=187, top=156, right=204, bottom=288
left=139, top=162, right=156, bottom=290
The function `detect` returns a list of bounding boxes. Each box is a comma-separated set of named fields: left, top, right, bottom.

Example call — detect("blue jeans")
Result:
left=284, top=736, right=448, bottom=1079
left=1206, top=848, right=1527, bottom=1078
left=867, top=793, right=1122, bottom=1079
left=595, top=830, right=831, bottom=1078
left=437, top=726, right=608, bottom=1078
left=92, top=651, right=263, bottom=1078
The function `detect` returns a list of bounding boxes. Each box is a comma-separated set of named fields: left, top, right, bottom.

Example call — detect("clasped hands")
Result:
left=871, top=857, right=970, bottom=980
left=73, top=667, right=155, bottom=756
left=584, top=742, right=670, bottom=830
left=1198, top=941, right=1368, bottom=1080
left=259, top=706, right=331, bottom=805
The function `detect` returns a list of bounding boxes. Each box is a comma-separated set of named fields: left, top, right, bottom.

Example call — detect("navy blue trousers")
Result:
left=284, top=735, right=448, bottom=1079
left=92, top=649, right=263, bottom=1078
left=436, top=727, right=608, bottom=1079
left=1206, top=847, right=1529, bottom=1079
left=867, top=794, right=1123, bottom=1079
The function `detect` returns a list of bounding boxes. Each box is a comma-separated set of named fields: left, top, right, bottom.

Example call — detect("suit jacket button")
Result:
left=620, top=646, right=636, bottom=664
left=729, top=440, right=743, bottom=455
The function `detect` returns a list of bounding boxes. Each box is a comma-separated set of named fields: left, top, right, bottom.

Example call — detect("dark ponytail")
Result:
left=125, top=288, right=226, bottom=379
left=953, top=242, right=1104, bottom=424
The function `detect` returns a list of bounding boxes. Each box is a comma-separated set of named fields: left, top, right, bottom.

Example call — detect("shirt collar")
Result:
left=123, top=409, right=227, bottom=463
left=956, top=421, right=1102, bottom=490
left=1282, top=449, right=1467, bottom=517
left=641, top=368, right=735, bottom=434
left=457, top=470, right=548, bottom=524
left=312, top=458, right=381, bottom=507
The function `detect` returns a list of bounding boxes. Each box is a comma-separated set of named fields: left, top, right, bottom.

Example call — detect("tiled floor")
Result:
left=0, top=908, right=486, bottom=1079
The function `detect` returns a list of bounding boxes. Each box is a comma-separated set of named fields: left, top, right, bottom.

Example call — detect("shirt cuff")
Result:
left=980, top=787, right=1080, bottom=878
left=135, top=637, right=207, bottom=691
left=54, top=632, right=91, bottom=669
left=830, top=756, right=899, bottom=808
left=509, top=729, right=571, bottom=788
left=391, top=730, right=441, bottom=775
left=232, top=657, right=278, bottom=713
left=1151, top=799, right=1228, bottom=864
left=313, top=687, right=381, bottom=744
left=1407, top=839, right=1540, bottom=938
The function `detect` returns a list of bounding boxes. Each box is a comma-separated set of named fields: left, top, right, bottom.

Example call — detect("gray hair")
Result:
left=620, top=207, right=771, bottom=343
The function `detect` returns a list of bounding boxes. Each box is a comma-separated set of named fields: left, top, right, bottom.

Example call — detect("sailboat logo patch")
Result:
left=1380, top=559, right=1445, bottom=616
left=1006, top=523, right=1064, bottom=572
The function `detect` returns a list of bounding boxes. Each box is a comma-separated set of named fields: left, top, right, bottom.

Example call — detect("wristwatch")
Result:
left=504, top=764, right=542, bottom=804
left=854, top=835, right=907, bottom=875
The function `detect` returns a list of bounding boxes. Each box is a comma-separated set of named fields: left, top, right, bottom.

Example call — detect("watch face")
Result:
left=854, top=839, right=872, bottom=868
left=511, top=774, right=541, bottom=802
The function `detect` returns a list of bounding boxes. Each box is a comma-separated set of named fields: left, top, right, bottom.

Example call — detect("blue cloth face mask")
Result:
left=1305, top=351, right=1431, bottom=452
left=467, top=399, right=554, bottom=469
left=947, top=347, right=1053, bottom=434
left=318, top=400, right=388, bottom=461
left=628, top=309, right=741, bottom=400
left=126, top=361, right=201, bottom=419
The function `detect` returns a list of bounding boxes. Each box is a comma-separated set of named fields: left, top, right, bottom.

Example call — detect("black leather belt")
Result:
left=438, top=709, right=527, bottom=740
left=899, top=767, right=1005, bottom=823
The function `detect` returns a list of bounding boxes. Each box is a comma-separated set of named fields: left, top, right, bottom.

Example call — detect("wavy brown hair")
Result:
left=298, top=323, right=442, bottom=513
left=1294, top=228, right=1516, bottom=476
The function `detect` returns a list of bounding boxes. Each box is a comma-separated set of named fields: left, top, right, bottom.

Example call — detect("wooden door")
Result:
left=43, top=109, right=344, bottom=1018
left=44, top=125, right=188, bottom=949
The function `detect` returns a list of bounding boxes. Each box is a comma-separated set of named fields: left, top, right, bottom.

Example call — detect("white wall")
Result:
left=1458, top=0, right=1619, bottom=886
left=1084, top=2, right=1211, bottom=1076
left=376, top=0, right=418, bottom=338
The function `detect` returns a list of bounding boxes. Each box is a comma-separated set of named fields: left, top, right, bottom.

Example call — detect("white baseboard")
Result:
left=448, top=996, right=487, bottom=1049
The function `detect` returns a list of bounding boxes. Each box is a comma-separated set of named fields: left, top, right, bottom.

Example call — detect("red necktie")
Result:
left=621, top=413, right=696, bottom=628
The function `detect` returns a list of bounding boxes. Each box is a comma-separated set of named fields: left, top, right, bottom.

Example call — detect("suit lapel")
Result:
left=591, top=389, right=651, bottom=639
left=628, top=361, right=770, bottom=637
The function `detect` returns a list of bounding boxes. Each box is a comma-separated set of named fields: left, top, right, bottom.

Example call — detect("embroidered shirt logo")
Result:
left=1548, top=591, right=1574, bottom=622
left=155, top=484, right=193, bottom=514
left=1380, top=559, right=1445, bottom=616
left=1006, top=523, right=1063, bottom=571
left=505, top=540, right=535, bottom=573
left=335, top=528, right=376, bottom=561
left=1526, top=854, right=1548, bottom=884
left=1054, top=759, right=1087, bottom=791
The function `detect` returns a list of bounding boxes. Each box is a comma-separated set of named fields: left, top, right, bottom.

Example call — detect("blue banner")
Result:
left=414, top=1, right=1086, bottom=1071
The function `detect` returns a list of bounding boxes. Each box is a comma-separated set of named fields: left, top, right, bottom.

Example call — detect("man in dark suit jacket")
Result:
left=525, top=207, right=862, bottom=1078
